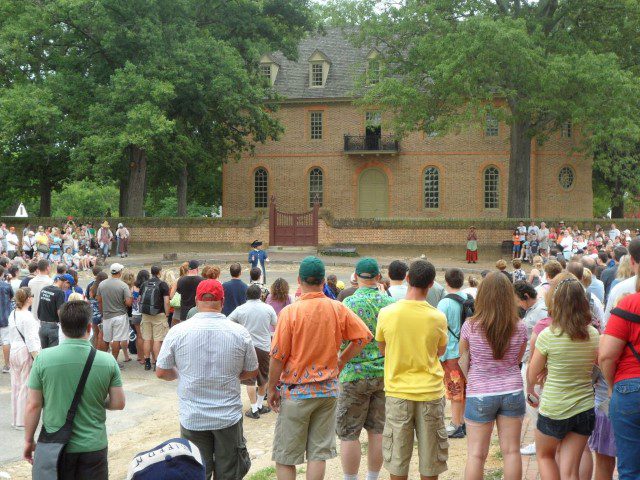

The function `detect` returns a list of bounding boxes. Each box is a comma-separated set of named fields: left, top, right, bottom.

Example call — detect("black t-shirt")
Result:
left=140, top=277, right=171, bottom=314
left=222, top=278, right=248, bottom=316
left=38, top=285, right=66, bottom=323
left=20, top=275, right=34, bottom=288
left=177, top=275, right=203, bottom=316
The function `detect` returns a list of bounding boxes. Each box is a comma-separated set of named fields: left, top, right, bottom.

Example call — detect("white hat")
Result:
left=110, top=263, right=125, bottom=274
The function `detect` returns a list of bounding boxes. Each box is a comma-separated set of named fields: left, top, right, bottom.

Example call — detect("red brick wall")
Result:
left=223, top=102, right=592, bottom=219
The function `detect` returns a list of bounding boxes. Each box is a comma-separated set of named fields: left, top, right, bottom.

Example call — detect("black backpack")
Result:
left=444, top=293, right=475, bottom=340
left=140, top=279, right=163, bottom=315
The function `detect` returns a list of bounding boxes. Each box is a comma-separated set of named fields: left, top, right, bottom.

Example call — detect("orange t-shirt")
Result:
left=513, top=235, right=521, bottom=246
left=270, top=291, right=373, bottom=386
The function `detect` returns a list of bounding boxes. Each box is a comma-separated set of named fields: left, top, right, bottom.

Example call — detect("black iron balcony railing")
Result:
left=344, top=134, right=399, bottom=153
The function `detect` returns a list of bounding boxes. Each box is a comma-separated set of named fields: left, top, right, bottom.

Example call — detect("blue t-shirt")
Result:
left=0, top=281, right=13, bottom=327
left=222, top=279, right=248, bottom=317
left=437, top=292, right=466, bottom=361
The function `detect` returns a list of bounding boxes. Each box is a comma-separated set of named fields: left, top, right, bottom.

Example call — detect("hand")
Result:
left=268, top=385, right=281, bottom=413
left=526, top=390, right=540, bottom=408
left=23, top=439, right=35, bottom=464
left=536, top=368, right=547, bottom=385
left=338, top=356, right=345, bottom=372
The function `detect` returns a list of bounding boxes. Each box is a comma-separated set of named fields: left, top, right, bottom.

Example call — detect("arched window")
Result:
left=309, top=168, right=323, bottom=207
left=423, top=167, right=439, bottom=209
left=254, top=168, right=268, bottom=208
left=483, top=166, right=500, bottom=209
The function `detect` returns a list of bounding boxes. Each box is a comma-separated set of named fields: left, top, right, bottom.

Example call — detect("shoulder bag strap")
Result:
left=443, top=294, right=463, bottom=340
left=64, top=348, right=97, bottom=425
left=13, top=311, right=27, bottom=344
left=610, top=307, right=640, bottom=365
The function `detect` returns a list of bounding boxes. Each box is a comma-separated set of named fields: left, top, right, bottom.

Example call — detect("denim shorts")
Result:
left=537, top=408, right=595, bottom=440
left=464, top=391, right=526, bottom=423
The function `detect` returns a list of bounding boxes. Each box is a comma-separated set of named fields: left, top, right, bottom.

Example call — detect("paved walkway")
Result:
left=521, top=416, right=540, bottom=480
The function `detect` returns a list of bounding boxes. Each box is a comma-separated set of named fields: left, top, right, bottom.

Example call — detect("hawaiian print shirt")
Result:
left=341, top=287, right=396, bottom=383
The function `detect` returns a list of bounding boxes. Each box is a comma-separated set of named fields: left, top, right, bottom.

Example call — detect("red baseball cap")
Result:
left=196, top=279, right=224, bottom=302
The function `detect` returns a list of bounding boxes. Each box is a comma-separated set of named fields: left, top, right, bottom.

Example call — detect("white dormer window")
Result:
left=308, top=50, right=330, bottom=88
left=311, top=63, right=323, bottom=86
left=259, top=54, right=279, bottom=86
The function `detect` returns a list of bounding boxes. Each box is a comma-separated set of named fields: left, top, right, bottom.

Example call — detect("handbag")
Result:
left=32, top=348, right=96, bottom=480
left=36, top=244, right=49, bottom=254
left=170, top=292, right=181, bottom=308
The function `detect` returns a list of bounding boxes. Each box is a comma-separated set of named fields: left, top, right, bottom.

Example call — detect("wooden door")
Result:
left=358, top=168, right=388, bottom=218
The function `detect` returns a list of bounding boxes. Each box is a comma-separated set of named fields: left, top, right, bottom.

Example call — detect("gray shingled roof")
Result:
left=270, top=28, right=370, bottom=100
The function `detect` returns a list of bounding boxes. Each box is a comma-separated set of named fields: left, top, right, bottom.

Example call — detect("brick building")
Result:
left=222, top=29, right=592, bottom=219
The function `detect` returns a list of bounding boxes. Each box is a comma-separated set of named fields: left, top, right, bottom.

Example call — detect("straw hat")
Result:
left=102, top=221, right=110, bottom=228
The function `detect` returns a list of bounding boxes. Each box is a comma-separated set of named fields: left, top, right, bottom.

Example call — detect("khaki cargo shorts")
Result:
left=141, top=313, right=169, bottom=341
left=336, top=377, right=385, bottom=440
left=272, top=397, right=337, bottom=465
left=383, top=396, right=448, bottom=477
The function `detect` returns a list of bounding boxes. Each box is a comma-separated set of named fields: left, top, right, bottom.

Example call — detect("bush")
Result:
left=51, top=181, right=119, bottom=218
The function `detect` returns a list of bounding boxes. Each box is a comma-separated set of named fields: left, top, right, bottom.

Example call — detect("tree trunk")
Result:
left=123, top=145, right=147, bottom=217
left=611, top=179, right=625, bottom=218
left=119, top=175, right=128, bottom=217
left=177, top=165, right=188, bottom=216
left=507, top=117, right=532, bottom=218
left=39, top=176, right=52, bottom=217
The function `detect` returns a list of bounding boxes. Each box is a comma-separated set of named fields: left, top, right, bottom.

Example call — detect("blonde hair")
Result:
left=201, top=265, right=221, bottom=280
left=470, top=272, right=519, bottom=359
left=179, top=262, right=189, bottom=277
left=121, top=270, right=135, bottom=288
left=161, top=269, right=177, bottom=286
left=496, top=259, right=508, bottom=271
left=582, top=268, right=592, bottom=288
left=68, top=292, right=84, bottom=302
left=532, top=255, right=543, bottom=271
left=617, top=255, right=633, bottom=280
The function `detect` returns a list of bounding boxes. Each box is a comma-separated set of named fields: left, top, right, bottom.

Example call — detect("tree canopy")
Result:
left=0, top=0, right=316, bottom=216
left=327, top=0, right=640, bottom=217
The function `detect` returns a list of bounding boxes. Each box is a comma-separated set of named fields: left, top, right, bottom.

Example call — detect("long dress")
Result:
left=466, top=232, right=478, bottom=263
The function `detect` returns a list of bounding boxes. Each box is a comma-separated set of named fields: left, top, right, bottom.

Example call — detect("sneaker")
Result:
left=245, top=409, right=260, bottom=419
left=2, top=365, right=9, bottom=374
left=448, top=424, right=466, bottom=439
left=520, top=443, right=536, bottom=456
left=445, top=422, right=458, bottom=435
left=258, top=406, right=272, bottom=415
left=144, top=358, right=151, bottom=371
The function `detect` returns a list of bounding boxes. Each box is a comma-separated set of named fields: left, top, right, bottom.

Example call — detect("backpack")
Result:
left=610, top=307, right=640, bottom=364
left=444, top=293, right=475, bottom=340
left=140, top=279, right=163, bottom=315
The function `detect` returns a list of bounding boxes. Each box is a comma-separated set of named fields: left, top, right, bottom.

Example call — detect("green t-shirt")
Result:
left=28, top=338, right=122, bottom=453
left=341, top=287, right=396, bottom=383
left=535, top=325, right=599, bottom=420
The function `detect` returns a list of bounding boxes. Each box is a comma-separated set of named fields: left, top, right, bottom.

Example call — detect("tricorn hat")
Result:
left=251, top=240, right=263, bottom=248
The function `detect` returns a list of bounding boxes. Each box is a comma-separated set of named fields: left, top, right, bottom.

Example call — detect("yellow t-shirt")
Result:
left=376, top=300, right=448, bottom=401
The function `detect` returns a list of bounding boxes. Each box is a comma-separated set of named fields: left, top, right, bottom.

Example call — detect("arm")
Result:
left=267, top=357, right=285, bottom=412
left=163, top=296, right=170, bottom=316
left=156, top=366, right=178, bottom=381
left=526, top=347, right=547, bottom=404
left=378, top=341, right=386, bottom=356
left=459, top=338, right=469, bottom=355
left=240, top=369, right=258, bottom=380
left=338, top=339, right=367, bottom=371
left=97, top=295, right=103, bottom=314
left=599, top=334, right=626, bottom=391
left=105, top=386, right=126, bottom=410
left=23, top=389, right=43, bottom=464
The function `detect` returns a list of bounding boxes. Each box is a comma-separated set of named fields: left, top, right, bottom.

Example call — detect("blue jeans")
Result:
left=464, top=391, right=526, bottom=423
left=610, top=378, right=640, bottom=479
left=101, top=243, right=110, bottom=257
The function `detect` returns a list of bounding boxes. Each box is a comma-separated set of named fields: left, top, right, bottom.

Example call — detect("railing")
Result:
left=344, top=134, right=399, bottom=153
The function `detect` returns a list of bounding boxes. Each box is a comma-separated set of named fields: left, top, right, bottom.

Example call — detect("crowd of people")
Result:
left=0, top=220, right=131, bottom=269
left=2, top=227, right=640, bottom=479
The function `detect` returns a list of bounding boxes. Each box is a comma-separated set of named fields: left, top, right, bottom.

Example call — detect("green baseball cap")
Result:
left=299, top=256, right=326, bottom=282
left=355, top=257, right=380, bottom=279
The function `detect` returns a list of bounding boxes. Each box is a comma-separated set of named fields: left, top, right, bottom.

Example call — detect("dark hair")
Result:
left=444, top=268, right=464, bottom=289
left=246, top=284, right=262, bottom=300
left=0, top=258, right=8, bottom=268
left=614, top=246, right=629, bottom=262
left=37, top=259, right=49, bottom=272
left=597, top=251, right=609, bottom=264
left=28, top=261, right=38, bottom=274
left=90, top=271, right=109, bottom=298
left=92, top=266, right=103, bottom=276
left=230, top=263, right=242, bottom=278
left=151, top=265, right=162, bottom=277
left=60, top=301, right=92, bottom=338
left=249, top=267, right=262, bottom=282
left=0, top=266, right=4, bottom=279
left=388, top=260, right=408, bottom=281
left=407, top=260, right=436, bottom=289
left=513, top=281, right=537, bottom=301
left=135, top=269, right=151, bottom=288
left=56, top=264, right=67, bottom=275
left=8, top=265, right=19, bottom=277
left=629, top=238, right=640, bottom=264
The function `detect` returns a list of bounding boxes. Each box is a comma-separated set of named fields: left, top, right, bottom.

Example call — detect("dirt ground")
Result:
left=0, top=247, right=523, bottom=479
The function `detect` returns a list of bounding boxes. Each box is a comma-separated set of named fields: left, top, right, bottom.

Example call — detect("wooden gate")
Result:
left=269, top=196, right=319, bottom=246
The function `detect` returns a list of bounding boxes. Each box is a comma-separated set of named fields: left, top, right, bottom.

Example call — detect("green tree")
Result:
left=51, top=181, right=120, bottom=218
left=328, top=0, right=640, bottom=217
